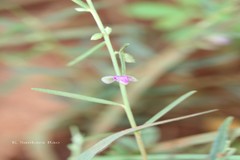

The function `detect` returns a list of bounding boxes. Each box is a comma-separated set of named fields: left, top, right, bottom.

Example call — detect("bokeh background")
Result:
left=0, top=0, right=240, bottom=159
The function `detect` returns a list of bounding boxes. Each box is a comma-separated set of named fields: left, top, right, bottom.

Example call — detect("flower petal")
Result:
left=101, top=76, right=115, bottom=84
left=118, top=80, right=129, bottom=85
left=127, top=76, right=138, bottom=82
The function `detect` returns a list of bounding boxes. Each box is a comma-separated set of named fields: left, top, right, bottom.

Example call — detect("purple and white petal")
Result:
left=127, top=76, right=138, bottom=82
left=101, top=75, right=137, bottom=85
left=119, top=81, right=129, bottom=85
left=115, top=76, right=129, bottom=85
left=101, top=76, right=115, bottom=84
left=118, top=79, right=129, bottom=85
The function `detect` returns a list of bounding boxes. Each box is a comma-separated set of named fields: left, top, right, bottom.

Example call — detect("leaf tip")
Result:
left=66, top=62, right=74, bottom=67
left=209, top=109, right=219, bottom=113
left=190, top=90, right=197, bottom=94
left=31, top=88, right=44, bottom=92
left=75, top=8, right=89, bottom=12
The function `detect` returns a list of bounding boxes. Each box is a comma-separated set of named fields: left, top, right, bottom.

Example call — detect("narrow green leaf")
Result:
left=67, top=42, right=105, bottom=66
left=32, top=88, right=123, bottom=107
left=77, top=109, right=217, bottom=160
left=209, top=116, right=234, bottom=160
left=72, top=0, right=89, bottom=9
left=93, top=154, right=240, bottom=160
left=91, top=33, right=103, bottom=40
left=145, top=90, right=197, bottom=124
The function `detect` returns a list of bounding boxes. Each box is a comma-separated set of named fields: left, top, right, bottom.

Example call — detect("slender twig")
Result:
left=86, top=0, right=148, bottom=159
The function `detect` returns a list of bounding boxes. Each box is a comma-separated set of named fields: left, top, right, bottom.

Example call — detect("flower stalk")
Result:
left=85, top=0, right=148, bottom=159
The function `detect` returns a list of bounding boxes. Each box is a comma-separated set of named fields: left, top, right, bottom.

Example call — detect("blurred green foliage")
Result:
left=123, top=0, right=240, bottom=42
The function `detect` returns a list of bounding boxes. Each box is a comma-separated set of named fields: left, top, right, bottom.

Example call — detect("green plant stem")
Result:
left=86, top=0, right=148, bottom=159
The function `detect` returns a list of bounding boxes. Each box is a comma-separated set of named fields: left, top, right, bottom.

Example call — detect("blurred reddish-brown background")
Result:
left=0, top=0, right=239, bottom=159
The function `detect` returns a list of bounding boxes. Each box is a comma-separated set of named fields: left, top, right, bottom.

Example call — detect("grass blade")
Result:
left=145, top=90, right=197, bottom=124
left=77, top=109, right=217, bottom=160
left=32, top=88, right=123, bottom=107
left=209, top=116, right=234, bottom=160
left=67, top=41, right=105, bottom=66
left=93, top=154, right=240, bottom=160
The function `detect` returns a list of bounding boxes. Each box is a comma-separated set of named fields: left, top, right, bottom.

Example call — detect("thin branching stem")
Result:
left=86, top=0, right=148, bottom=159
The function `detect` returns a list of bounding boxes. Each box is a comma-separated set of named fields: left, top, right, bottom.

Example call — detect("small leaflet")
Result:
left=124, top=53, right=135, bottom=63
left=91, top=33, right=103, bottom=40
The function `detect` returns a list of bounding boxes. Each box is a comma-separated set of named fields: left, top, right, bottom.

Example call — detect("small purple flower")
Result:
left=101, top=75, right=138, bottom=85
